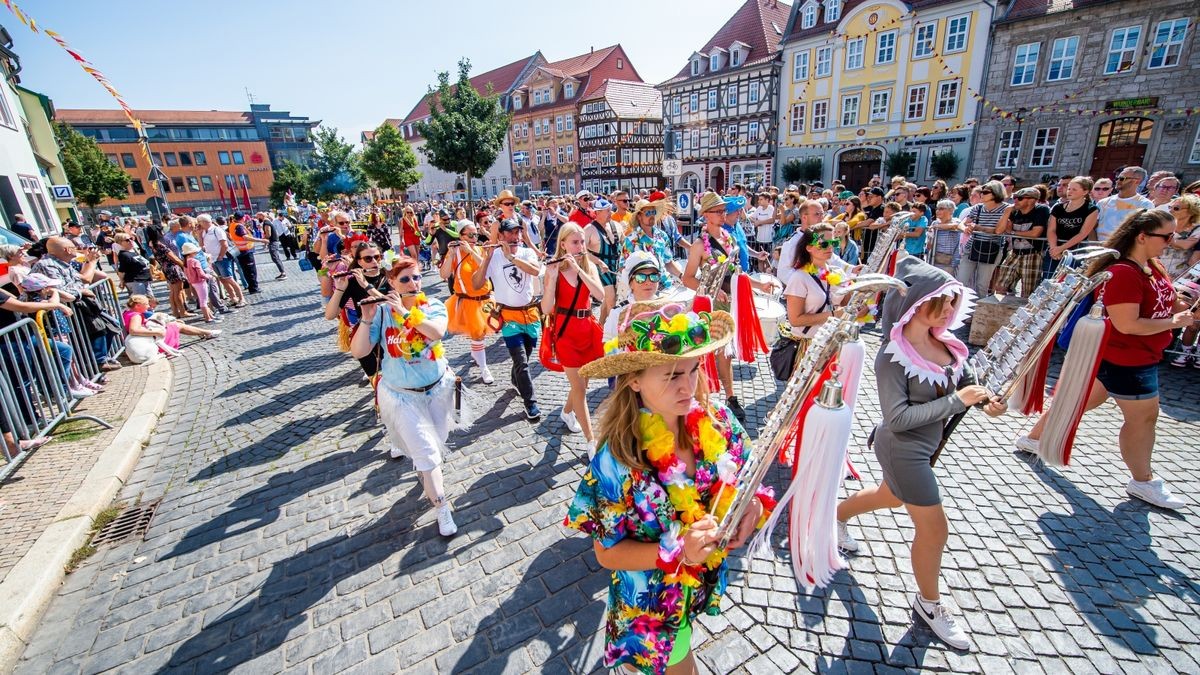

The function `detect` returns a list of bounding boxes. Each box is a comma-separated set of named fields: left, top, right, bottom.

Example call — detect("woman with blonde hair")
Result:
left=399, top=205, right=422, bottom=263
left=541, top=222, right=604, bottom=451
left=441, top=221, right=495, bottom=384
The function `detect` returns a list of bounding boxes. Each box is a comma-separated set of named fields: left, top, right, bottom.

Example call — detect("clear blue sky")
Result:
left=9, top=0, right=754, bottom=144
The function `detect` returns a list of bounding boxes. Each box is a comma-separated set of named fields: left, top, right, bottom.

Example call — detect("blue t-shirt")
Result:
left=326, top=232, right=343, bottom=257
left=722, top=223, right=751, bottom=272
left=905, top=216, right=929, bottom=255
left=173, top=232, right=209, bottom=270
left=369, top=298, right=448, bottom=390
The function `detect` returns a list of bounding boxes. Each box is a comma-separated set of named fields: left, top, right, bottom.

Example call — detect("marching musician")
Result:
left=584, top=197, right=623, bottom=327
left=836, top=257, right=1005, bottom=651
left=565, top=301, right=775, bottom=675
left=441, top=221, right=495, bottom=385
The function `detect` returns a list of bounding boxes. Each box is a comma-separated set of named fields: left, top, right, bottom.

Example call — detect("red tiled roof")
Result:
left=55, top=109, right=251, bottom=125
left=580, top=79, right=663, bottom=119
left=400, top=54, right=541, bottom=125
left=1001, top=0, right=1112, bottom=22
left=513, top=45, right=643, bottom=112
left=667, top=0, right=793, bottom=82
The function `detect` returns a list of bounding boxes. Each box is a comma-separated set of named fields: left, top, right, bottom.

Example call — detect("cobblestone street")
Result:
left=12, top=257, right=1200, bottom=674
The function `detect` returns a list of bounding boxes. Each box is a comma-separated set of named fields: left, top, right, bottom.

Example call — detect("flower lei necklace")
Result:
left=701, top=229, right=738, bottom=275
left=386, top=293, right=445, bottom=361
left=802, top=262, right=843, bottom=287
left=640, top=404, right=738, bottom=587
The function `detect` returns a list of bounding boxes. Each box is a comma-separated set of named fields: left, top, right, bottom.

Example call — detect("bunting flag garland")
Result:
left=4, top=1, right=161, bottom=194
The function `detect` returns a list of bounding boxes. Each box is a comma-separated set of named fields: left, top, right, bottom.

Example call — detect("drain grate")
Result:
left=91, top=499, right=160, bottom=547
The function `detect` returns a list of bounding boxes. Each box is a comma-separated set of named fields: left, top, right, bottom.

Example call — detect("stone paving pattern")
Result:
left=11, top=254, right=1200, bottom=674
left=0, top=361, right=146, bottom=579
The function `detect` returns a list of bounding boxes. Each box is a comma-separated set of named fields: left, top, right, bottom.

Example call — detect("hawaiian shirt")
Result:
left=565, top=404, right=758, bottom=675
left=621, top=226, right=676, bottom=290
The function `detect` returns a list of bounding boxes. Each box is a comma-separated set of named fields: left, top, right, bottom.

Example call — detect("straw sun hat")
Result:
left=580, top=300, right=734, bottom=379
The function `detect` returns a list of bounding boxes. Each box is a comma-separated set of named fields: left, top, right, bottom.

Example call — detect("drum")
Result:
left=753, top=292, right=785, bottom=345
left=661, top=284, right=695, bottom=306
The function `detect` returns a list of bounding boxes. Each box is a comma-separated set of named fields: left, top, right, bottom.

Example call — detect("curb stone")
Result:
left=0, top=357, right=173, bottom=673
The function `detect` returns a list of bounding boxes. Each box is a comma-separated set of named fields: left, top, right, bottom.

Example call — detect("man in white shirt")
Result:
left=472, top=217, right=545, bottom=421
left=776, top=199, right=828, bottom=288
left=1095, top=166, right=1153, bottom=240
left=197, top=214, right=245, bottom=308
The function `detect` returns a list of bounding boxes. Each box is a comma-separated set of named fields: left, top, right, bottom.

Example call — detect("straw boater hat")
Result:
left=580, top=300, right=733, bottom=379
left=492, top=189, right=519, bottom=207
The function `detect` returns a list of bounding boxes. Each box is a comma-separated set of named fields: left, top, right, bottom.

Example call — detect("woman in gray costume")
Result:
left=835, top=256, right=1006, bottom=651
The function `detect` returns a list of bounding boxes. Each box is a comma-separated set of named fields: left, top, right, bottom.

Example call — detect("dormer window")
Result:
left=564, top=82, right=575, bottom=98
left=691, top=58, right=701, bottom=76
left=710, top=54, right=721, bottom=71
left=513, top=95, right=523, bottom=110
left=731, top=48, right=742, bottom=66
left=825, top=0, right=841, bottom=23
left=801, top=3, right=817, bottom=29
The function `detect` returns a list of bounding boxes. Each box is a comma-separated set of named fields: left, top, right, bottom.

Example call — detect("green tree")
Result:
left=54, top=122, right=130, bottom=218
left=929, top=151, right=962, bottom=182
left=781, top=157, right=823, bottom=185
left=360, top=122, right=422, bottom=194
left=268, top=160, right=316, bottom=207
left=309, top=126, right=364, bottom=199
left=415, top=58, right=510, bottom=203
left=883, top=151, right=916, bottom=180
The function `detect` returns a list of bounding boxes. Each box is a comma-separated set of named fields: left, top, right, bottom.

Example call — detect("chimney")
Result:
left=590, top=46, right=594, bottom=53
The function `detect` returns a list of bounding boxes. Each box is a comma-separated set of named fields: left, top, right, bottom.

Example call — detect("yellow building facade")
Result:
left=776, top=0, right=994, bottom=188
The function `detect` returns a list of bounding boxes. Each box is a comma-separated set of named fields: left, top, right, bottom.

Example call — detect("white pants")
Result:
left=377, top=376, right=454, bottom=472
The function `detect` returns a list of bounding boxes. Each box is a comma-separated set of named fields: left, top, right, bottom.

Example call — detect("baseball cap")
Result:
left=498, top=217, right=523, bottom=232
left=575, top=190, right=593, bottom=200
left=868, top=187, right=886, bottom=197
left=838, top=190, right=855, bottom=200
left=592, top=198, right=614, bottom=211
left=723, top=195, right=747, bottom=214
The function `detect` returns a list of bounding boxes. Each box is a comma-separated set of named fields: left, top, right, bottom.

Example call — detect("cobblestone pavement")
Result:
left=13, top=254, right=1200, bottom=674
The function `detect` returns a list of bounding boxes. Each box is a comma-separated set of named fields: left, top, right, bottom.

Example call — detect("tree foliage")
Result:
left=883, top=151, right=916, bottom=180
left=929, top=151, right=962, bottom=182
left=414, top=58, right=510, bottom=203
left=361, top=122, right=421, bottom=192
left=309, top=126, right=364, bottom=199
left=268, top=160, right=317, bottom=207
left=54, top=122, right=130, bottom=210
left=781, top=157, right=824, bottom=185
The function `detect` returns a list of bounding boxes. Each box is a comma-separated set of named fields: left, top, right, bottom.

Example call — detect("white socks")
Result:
left=470, top=340, right=487, bottom=368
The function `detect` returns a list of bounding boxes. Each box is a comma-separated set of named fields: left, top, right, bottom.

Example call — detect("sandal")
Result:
left=19, top=437, right=50, bottom=451
left=202, top=330, right=222, bottom=339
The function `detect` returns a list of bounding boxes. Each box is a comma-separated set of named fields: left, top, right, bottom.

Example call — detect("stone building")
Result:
left=577, top=80, right=664, bottom=195
left=969, top=0, right=1198, bottom=182
left=659, top=0, right=793, bottom=193
left=776, top=0, right=993, bottom=189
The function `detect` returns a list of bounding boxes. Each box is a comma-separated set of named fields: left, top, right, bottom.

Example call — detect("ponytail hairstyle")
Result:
left=1086, top=208, right=1175, bottom=277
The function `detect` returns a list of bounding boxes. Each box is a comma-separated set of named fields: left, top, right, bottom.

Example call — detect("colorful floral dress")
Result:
left=564, top=403, right=774, bottom=675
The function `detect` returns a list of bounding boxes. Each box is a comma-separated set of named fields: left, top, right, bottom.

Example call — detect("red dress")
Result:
left=401, top=217, right=422, bottom=248
left=551, top=272, right=603, bottom=368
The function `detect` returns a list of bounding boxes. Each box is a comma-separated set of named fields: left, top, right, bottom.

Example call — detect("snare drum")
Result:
left=753, top=292, right=785, bottom=345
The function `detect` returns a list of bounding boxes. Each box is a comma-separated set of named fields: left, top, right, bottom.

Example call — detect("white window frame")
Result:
left=944, top=15, right=969, bottom=53
left=512, top=97, right=522, bottom=111
left=564, top=82, right=575, bottom=98
left=708, top=89, right=718, bottom=110
left=18, top=175, right=53, bottom=234
left=812, top=99, right=829, bottom=131
left=790, top=103, right=807, bottom=134
left=556, top=115, right=564, bottom=133
left=748, top=121, right=760, bottom=141
left=565, top=114, right=574, bottom=130
left=521, top=122, right=528, bottom=137
left=801, top=4, right=817, bottom=29
left=559, top=179, right=568, bottom=195
left=727, top=124, right=739, bottom=144
left=568, top=179, right=576, bottom=193
left=934, top=79, right=959, bottom=119
left=870, top=90, right=890, bottom=123
left=710, top=53, right=721, bottom=72
left=825, top=0, right=841, bottom=23
left=566, top=145, right=574, bottom=162
left=690, top=92, right=699, bottom=113
left=557, top=147, right=565, bottom=165
left=533, top=119, right=542, bottom=136
left=846, top=38, right=865, bottom=70
left=731, top=49, right=742, bottom=67
left=727, top=85, right=738, bottom=106
left=815, top=47, right=832, bottom=77
left=1029, top=127, right=1059, bottom=168
left=876, top=31, right=896, bottom=65
left=905, top=84, right=928, bottom=121
left=793, top=50, right=810, bottom=81
left=1047, top=36, right=1078, bottom=81
left=841, top=95, right=860, bottom=127
left=1189, top=126, right=1200, bottom=164
left=912, top=22, right=937, bottom=59
left=691, top=59, right=701, bottom=76
left=673, top=97, right=681, bottom=115
left=748, top=82, right=760, bottom=104
left=1149, top=18, right=1189, bottom=69
left=1011, top=42, right=1040, bottom=86
left=691, top=129, right=700, bottom=150
left=1104, top=26, right=1142, bottom=75
left=996, top=129, right=1023, bottom=169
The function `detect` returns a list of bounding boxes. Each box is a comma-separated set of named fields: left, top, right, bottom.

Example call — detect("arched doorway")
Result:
left=678, top=172, right=700, bottom=192
left=710, top=166, right=725, bottom=193
left=455, top=179, right=466, bottom=191
left=1090, top=117, right=1154, bottom=180
left=837, top=148, right=883, bottom=191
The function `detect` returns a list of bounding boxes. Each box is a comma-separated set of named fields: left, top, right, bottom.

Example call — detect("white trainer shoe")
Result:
left=836, top=520, right=860, bottom=553
left=913, top=595, right=971, bottom=650
left=1127, top=478, right=1186, bottom=510
left=561, top=409, right=582, bottom=433
left=69, top=387, right=96, bottom=398
left=436, top=499, right=458, bottom=537
left=479, top=365, right=494, bottom=385
left=1014, top=435, right=1040, bottom=455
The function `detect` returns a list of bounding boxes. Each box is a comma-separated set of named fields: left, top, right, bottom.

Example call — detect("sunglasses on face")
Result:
left=336, top=221, right=350, bottom=225
left=1169, top=206, right=1185, bottom=212
left=393, top=274, right=421, bottom=284
left=811, top=236, right=841, bottom=249
left=358, top=254, right=380, bottom=262
left=658, top=323, right=709, bottom=355
left=1117, top=176, right=1137, bottom=182
left=501, top=201, right=516, bottom=207
left=632, top=272, right=662, bottom=284
left=1155, top=184, right=1180, bottom=191
left=642, top=209, right=657, bottom=217
left=463, top=232, right=479, bottom=238
left=1144, top=231, right=1175, bottom=241
left=1093, top=186, right=1112, bottom=191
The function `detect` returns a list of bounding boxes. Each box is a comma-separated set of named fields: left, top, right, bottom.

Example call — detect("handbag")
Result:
left=769, top=336, right=804, bottom=381
left=539, top=276, right=583, bottom=372
left=298, top=257, right=314, bottom=272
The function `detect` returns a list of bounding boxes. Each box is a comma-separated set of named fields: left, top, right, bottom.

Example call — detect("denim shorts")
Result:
left=1096, top=361, right=1159, bottom=401
left=214, top=257, right=236, bottom=278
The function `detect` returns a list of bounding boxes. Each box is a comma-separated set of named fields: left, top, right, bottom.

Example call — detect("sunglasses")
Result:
left=1169, top=206, right=1185, bottom=212
left=642, top=209, right=657, bottom=217
left=393, top=274, right=421, bottom=284
left=811, top=236, right=841, bottom=249
left=658, top=322, right=709, bottom=355
left=336, top=221, right=350, bottom=225
left=463, top=232, right=479, bottom=238
left=631, top=272, right=662, bottom=284
left=1117, top=176, right=1137, bottom=182
left=1093, top=186, right=1112, bottom=191
left=501, top=201, right=516, bottom=206
left=1144, top=231, right=1175, bottom=241
left=358, top=254, right=381, bottom=262
left=1155, top=185, right=1180, bottom=191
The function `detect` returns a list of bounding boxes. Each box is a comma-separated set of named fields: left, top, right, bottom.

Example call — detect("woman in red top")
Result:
left=541, top=223, right=604, bottom=454
left=399, top=205, right=422, bottom=265
left=1018, top=209, right=1197, bottom=509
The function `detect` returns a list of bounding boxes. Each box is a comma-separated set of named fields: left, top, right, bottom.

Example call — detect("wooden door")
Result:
left=1089, top=117, right=1152, bottom=180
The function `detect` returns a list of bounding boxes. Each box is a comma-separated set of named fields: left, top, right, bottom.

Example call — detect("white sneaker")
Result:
left=388, top=445, right=406, bottom=460
left=69, top=387, right=96, bottom=398
left=560, top=409, right=582, bottom=433
left=913, top=595, right=971, bottom=650
left=479, top=365, right=494, bottom=385
left=1014, top=435, right=1040, bottom=455
left=1126, top=478, right=1186, bottom=510
left=435, top=500, right=458, bottom=537
left=1169, top=345, right=1195, bottom=367
left=836, top=520, right=860, bottom=553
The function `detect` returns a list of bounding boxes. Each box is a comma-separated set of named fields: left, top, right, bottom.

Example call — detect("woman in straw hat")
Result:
left=565, top=301, right=776, bottom=675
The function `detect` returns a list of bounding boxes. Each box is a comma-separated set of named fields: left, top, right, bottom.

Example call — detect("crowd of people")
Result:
left=300, top=164, right=1197, bottom=668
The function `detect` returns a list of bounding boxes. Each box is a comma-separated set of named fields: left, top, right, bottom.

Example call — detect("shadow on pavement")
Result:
left=218, top=352, right=348, bottom=397
left=220, top=372, right=363, bottom=429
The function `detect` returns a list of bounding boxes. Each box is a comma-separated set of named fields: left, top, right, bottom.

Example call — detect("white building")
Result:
left=0, top=28, right=61, bottom=237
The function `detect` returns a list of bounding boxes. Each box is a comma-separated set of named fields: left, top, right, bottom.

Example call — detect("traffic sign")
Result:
left=51, top=185, right=74, bottom=201
left=662, top=159, right=682, bottom=177
left=675, top=189, right=694, bottom=224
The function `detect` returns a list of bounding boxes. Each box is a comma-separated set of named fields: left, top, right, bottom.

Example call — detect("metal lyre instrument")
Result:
left=714, top=274, right=907, bottom=549
left=1172, top=260, right=1200, bottom=311
left=861, top=213, right=910, bottom=275
left=696, top=252, right=732, bottom=298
